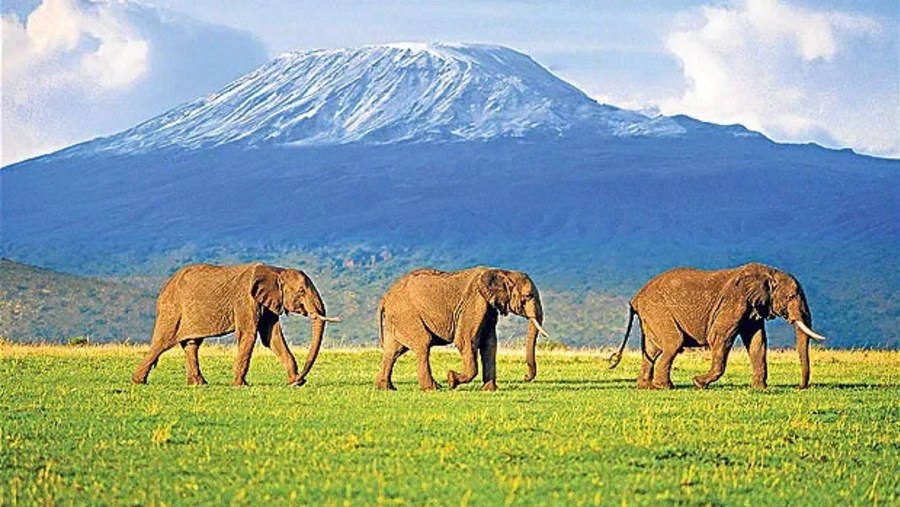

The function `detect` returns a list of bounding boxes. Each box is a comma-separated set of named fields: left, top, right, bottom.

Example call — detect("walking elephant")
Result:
left=375, top=267, right=550, bottom=391
left=132, top=262, right=339, bottom=386
left=608, top=263, right=825, bottom=390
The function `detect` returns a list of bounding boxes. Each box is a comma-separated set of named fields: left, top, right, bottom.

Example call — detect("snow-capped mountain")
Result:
left=2, top=43, right=896, bottom=348
left=78, top=43, right=685, bottom=155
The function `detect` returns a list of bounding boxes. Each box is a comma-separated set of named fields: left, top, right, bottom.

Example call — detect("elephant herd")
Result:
left=132, top=262, right=826, bottom=391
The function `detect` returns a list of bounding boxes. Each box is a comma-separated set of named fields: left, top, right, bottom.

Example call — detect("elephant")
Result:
left=608, top=263, right=826, bottom=390
left=375, top=266, right=550, bottom=391
left=132, top=262, right=339, bottom=386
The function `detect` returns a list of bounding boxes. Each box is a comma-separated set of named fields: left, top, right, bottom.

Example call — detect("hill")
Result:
left=0, top=259, right=156, bottom=343
left=0, top=256, right=629, bottom=349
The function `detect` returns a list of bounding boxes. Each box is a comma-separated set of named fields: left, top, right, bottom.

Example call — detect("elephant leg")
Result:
left=232, top=325, right=258, bottom=387
left=132, top=314, right=180, bottom=384
left=642, top=321, right=681, bottom=389
left=263, top=321, right=302, bottom=386
left=448, top=338, right=479, bottom=389
left=693, top=335, right=737, bottom=389
left=740, top=323, right=768, bottom=389
left=133, top=341, right=178, bottom=384
left=479, top=328, right=498, bottom=391
left=652, top=347, right=680, bottom=390
left=375, top=336, right=408, bottom=390
left=415, top=346, right=441, bottom=391
left=181, top=339, right=207, bottom=385
left=638, top=337, right=661, bottom=390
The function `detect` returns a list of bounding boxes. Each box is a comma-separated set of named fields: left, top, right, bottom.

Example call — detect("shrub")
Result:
left=67, top=336, right=90, bottom=346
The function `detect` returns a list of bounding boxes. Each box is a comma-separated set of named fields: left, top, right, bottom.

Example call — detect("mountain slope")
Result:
left=1, top=43, right=897, bottom=348
left=62, top=43, right=693, bottom=156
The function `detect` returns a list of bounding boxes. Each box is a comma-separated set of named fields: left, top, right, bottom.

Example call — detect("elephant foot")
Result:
left=692, top=376, right=708, bottom=390
left=374, top=379, right=396, bottom=391
left=653, top=380, right=675, bottom=390
left=751, top=381, right=768, bottom=390
left=637, top=380, right=655, bottom=390
left=187, top=376, right=208, bottom=386
left=481, top=380, right=498, bottom=392
left=232, top=379, right=250, bottom=387
left=420, top=381, right=441, bottom=392
left=447, top=370, right=460, bottom=389
left=131, top=376, right=148, bottom=385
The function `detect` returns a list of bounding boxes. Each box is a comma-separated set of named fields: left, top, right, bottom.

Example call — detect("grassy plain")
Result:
left=1, top=344, right=898, bottom=506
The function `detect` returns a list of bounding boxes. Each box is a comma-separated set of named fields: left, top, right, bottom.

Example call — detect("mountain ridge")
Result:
left=39, top=42, right=767, bottom=159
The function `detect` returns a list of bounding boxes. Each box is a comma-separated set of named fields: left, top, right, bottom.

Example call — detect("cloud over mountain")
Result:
left=1, top=0, right=268, bottom=165
left=662, top=0, right=897, bottom=157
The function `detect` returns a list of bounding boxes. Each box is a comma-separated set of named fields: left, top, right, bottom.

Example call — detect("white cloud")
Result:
left=661, top=0, right=898, bottom=158
left=1, top=0, right=268, bottom=165
left=4, top=0, right=149, bottom=102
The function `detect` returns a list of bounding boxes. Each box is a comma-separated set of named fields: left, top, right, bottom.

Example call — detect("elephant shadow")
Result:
left=782, top=382, right=894, bottom=391
left=520, top=378, right=636, bottom=390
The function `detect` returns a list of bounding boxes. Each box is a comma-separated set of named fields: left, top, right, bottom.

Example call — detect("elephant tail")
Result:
left=608, top=305, right=636, bottom=369
left=377, top=299, right=385, bottom=347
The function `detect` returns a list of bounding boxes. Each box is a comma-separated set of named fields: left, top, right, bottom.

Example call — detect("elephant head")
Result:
left=477, top=269, right=549, bottom=382
left=251, top=265, right=339, bottom=382
left=728, top=264, right=826, bottom=389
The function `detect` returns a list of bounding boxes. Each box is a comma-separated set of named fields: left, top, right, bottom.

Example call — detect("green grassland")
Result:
left=1, top=345, right=898, bottom=506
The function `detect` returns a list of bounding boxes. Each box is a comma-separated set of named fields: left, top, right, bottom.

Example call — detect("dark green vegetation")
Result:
left=3, top=253, right=886, bottom=351
left=0, top=256, right=630, bottom=349
left=2, top=345, right=897, bottom=505
left=0, top=259, right=155, bottom=343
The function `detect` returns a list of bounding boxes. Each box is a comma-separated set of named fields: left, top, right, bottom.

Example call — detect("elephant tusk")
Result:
left=793, top=320, right=826, bottom=341
left=311, top=313, right=341, bottom=323
left=530, top=318, right=550, bottom=338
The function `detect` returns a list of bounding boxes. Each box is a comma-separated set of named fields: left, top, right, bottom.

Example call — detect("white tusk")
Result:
left=311, top=314, right=341, bottom=323
left=793, top=320, right=826, bottom=341
left=530, top=318, right=550, bottom=338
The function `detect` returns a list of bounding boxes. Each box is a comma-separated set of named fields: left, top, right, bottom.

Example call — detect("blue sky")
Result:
left=3, top=0, right=898, bottom=163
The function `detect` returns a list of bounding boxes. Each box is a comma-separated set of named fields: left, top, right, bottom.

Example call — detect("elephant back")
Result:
left=165, top=263, right=250, bottom=338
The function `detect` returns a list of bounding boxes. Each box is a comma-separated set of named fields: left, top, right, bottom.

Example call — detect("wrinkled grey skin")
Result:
left=609, top=263, right=825, bottom=390
left=375, top=267, right=546, bottom=391
left=132, top=262, right=332, bottom=386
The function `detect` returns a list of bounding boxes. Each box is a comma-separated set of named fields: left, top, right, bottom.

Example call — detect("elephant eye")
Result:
left=523, top=293, right=533, bottom=301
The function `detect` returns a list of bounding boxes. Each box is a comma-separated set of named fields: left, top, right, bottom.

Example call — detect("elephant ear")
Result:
left=730, top=268, right=773, bottom=320
left=478, top=269, right=511, bottom=315
left=250, top=264, right=284, bottom=315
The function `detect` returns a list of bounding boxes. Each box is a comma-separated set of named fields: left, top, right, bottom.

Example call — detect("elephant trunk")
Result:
left=790, top=297, right=820, bottom=390
left=297, top=317, right=326, bottom=381
left=297, top=291, right=328, bottom=382
left=523, top=300, right=545, bottom=382
left=795, top=324, right=810, bottom=389
left=524, top=318, right=539, bottom=382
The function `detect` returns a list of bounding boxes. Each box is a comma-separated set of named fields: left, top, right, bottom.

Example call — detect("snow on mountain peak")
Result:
left=86, top=43, right=685, bottom=154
